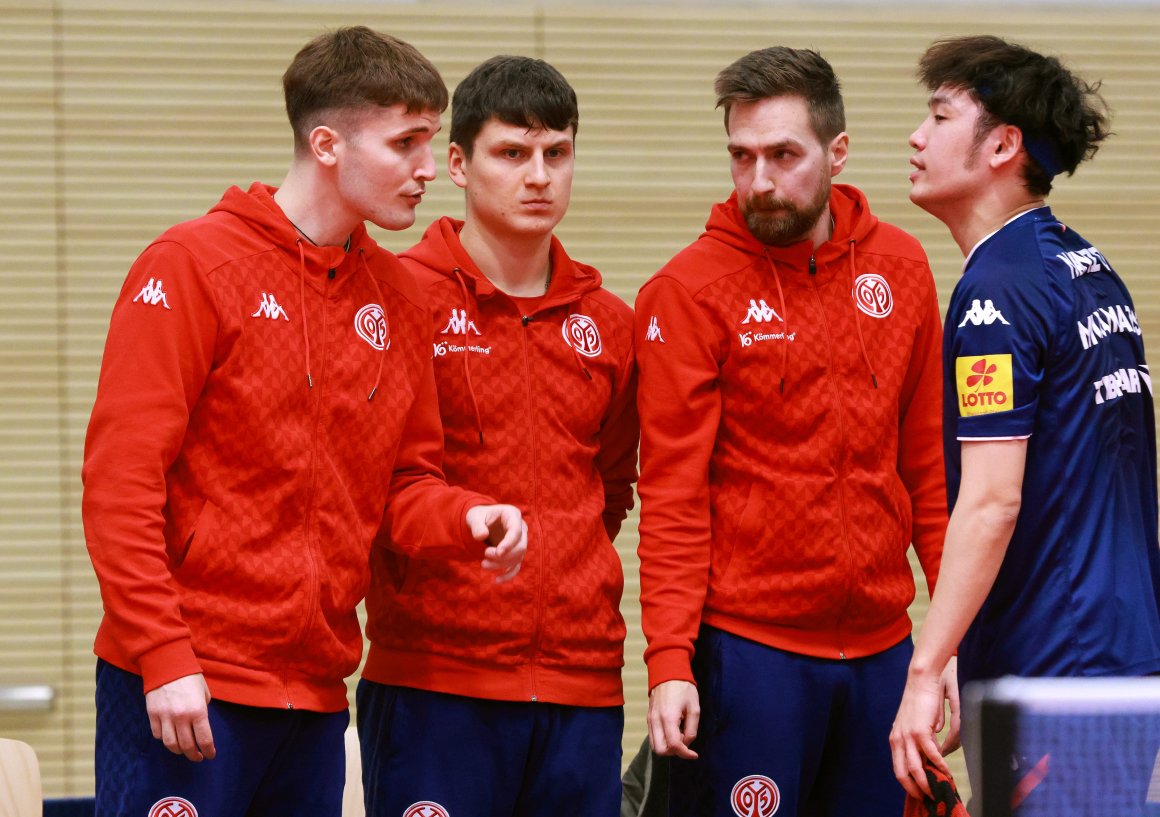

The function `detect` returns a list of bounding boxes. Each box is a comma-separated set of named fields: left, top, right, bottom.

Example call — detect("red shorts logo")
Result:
left=403, top=801, right=450, bottom=817
left=731, top=774, right=780, bottom=817
left=148, top=796, right=198, bottom=817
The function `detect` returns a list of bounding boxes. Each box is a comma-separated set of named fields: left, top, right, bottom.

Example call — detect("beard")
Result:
left=741, top=175, right=831, bottom=246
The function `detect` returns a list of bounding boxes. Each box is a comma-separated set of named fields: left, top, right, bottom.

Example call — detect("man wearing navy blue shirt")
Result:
left=890, top=34, right=1160, bottom=801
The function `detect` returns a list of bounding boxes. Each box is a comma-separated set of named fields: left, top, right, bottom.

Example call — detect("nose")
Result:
left=908, top=122, right=926, bottom=151
left=416, top=144, right=437, bottom=182
left=750, top=157, right=775, bottom=194
left=526, top=152, right=550, bottom=187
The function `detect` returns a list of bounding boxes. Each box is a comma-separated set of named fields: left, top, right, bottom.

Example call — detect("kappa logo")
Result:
left=148, top=796, right=198, bottom=817
left=251, top=292, right=289, bottom=321
left=354, top=303, right=390, bottom=351
left=730, top=774, right=780, bottom=817
left=403, top=802, right=450, bottom=817
left=853, top=273, right=893, bottom=318
left=133, top=277, right=171, bottom=310
left=740, top=299, right=782, bottom=325
left=441, top=308, right=481, bottom=336
left=646, top=315, right=666, bottom=343
left=958, top=298, right=1010, bottom=327
left=955, top=354, right=1014, bottom=416
left=562, top=314, right=602, bottom=358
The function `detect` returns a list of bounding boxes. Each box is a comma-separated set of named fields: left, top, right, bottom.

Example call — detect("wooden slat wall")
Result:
left=0, top=0, right=1156, bottom=797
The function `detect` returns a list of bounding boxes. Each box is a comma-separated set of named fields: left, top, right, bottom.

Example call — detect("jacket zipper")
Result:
left=808, top=255, right=851, bottom=660
left=520, top=312, right=546, bottom=702
left=285, top=266, right=336, bottom=706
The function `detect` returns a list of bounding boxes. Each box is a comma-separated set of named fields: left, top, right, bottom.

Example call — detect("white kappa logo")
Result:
left=646, top=315, right=666, bottom=343
left=441, top=308, right=481, bottom=336
left=148, top=796, right=198, bottom=817
left=251, top=292, right=289, bottom=321
left=853, top=274, right=893, bottom=318
left=731, top=775, right=780, bottom=817
left=133, top=278, right=171, bottom=310
left=741, top=299, right=782, bottom=325
left=562, top=314, right=602, bottom=358
left=403, top=802, right=450, bottom=817
left=958, top=298, right=1011, bottom=327
left=354, top=303, right=390, bottom=351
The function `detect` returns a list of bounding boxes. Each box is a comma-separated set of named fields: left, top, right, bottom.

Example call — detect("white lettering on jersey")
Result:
left=441, top=308, right=481, bottom=336
left=1077, top=303, right=1142, bottom=350
left=646, top=315, right=666, bottom=343
left=740, top=299, right=782, bottom=325
left=1057, top=246, right=1110, bottom=279
left=251, top=293, right=289, bottom=321
left=958, top=298, right=1010, bottom=327
left=132, top=278, right=171, bottom=310
left=1092, top=365, right=1152, bottom=405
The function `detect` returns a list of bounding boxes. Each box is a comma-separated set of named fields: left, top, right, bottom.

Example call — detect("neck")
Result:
left=458, top=221, right=554, bottom=297
left=946, top=196, right=1046, bottom=259
left=274, top=163, right=358, bottom=248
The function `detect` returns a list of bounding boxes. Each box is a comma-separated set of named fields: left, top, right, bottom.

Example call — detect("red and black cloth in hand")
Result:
left=903, top=757, right=970, bottom=817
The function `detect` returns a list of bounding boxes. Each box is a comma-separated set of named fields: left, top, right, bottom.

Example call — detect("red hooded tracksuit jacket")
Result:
left=635, top=185, right=948, bottom=690
left=82, top=184, right=490, bottom=712
left=362, top=217, right=639, bottom=707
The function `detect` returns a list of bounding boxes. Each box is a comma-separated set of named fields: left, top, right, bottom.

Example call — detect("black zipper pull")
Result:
left=809, top=256, right=817, bottom=276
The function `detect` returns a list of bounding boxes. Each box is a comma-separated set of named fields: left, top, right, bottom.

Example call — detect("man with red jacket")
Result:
left=635, top=47, right=951, bottom=816
left=358, top=56, right=638, bottom=817
left=82, top=28, right=525, bottom=817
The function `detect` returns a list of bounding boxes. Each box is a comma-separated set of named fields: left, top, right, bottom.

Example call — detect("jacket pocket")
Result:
left=715, top=482, right=765, bottom=589
left=173, top=500, right=217, bottom=571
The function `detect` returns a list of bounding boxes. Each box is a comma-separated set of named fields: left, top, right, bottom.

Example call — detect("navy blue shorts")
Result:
left=94, top=660, right=348, bottom=817
left=356, top=680, right=623, bottom=817
left=669, top=626, right=912, bottom=817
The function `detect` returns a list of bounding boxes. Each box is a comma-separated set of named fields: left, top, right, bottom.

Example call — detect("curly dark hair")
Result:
left=917, top=35, right=1110, bottom=196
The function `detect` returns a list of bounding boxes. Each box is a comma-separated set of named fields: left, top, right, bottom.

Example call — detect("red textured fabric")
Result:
left=82, top=184, right=490, bottom=712
left=362, top=217, right=638, bottom=706
left=903, top=759, right=971, bottom=817
left=635, top=187, right=948, bottom=689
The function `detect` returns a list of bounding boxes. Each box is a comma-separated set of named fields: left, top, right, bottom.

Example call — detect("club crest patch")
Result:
left=403, top=801, right=450, bottom=817
left=148, top=796, right=198, bottom=817
left=355, top=303, right=390, bottom=351
left=561, top=314, right=602, bottom=358
left=731, top=774, right=780, bottom=817
left=853, top=273, right=893, bottom=318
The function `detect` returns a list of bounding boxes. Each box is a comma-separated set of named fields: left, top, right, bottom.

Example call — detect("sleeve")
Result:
left=896, top=267, right=949, bottom=597
left=948, top=264, right=1052, bottom=441
left=635, top=275, right=725, bottom=689
left=81, top=241, right=218, bottom=691
left=595, top=317, right=640, bottom=543
left=379, top=339, right=496, bottom=560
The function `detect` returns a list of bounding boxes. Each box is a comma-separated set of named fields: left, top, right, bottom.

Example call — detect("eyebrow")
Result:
left=727, top=138, right=801, bottom=153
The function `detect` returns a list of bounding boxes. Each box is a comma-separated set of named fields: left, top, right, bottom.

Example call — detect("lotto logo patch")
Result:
left=956, top=354, right=1014, bottom=416
left=731, top=774, right=780, bottom=816
left=403, top=802, right=450, bottom=817
left=148, top=796, right=197, bottom=817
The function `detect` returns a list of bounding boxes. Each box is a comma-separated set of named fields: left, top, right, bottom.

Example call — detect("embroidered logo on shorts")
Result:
left=403, top=801, right=450, bottom=817
left=955, top=353, right=1014, bottom=416
left=853, top=273, right=893, bottom=318
left=561, top=314, right=602, bottom=358
left=355, top=303, right=390, bottom=351
left=731, top=774, right=780, bottom=817
left=148, top=796, right=198, bottom=817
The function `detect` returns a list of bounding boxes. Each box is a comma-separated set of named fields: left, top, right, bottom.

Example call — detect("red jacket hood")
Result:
left=208, top=182, right=378, bottom=278
left=704, top=183, right=880, bottom=273
left=401, top=217, right=604, bottom=304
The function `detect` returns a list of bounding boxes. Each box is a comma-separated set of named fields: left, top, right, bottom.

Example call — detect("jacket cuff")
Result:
left=458, top=492, right=498, bottom=556
left=138, top=638, right=203, bottom=693
left=646, top=647, right=697, bottom=691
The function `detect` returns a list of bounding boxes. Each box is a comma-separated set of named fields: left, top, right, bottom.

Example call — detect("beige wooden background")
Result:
left=1, top=0, right=1158, bottom=799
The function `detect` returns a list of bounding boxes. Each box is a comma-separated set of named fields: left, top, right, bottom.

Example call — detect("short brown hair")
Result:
left=714, top=47, right=845, bottom=143
left=283, top=26, right=448, bottom=151
left=918, top=35, right=1110, bottom=196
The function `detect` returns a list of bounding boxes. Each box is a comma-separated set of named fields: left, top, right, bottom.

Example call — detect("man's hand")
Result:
left=889, top=657, right=959, bottom=798
left=647, top=679, right=700, bottom=759
left=144, top=673, right=215, bottom=762
left=467, top=504, right=527, bottom=583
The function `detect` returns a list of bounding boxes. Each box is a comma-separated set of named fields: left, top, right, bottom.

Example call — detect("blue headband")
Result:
left=975, top=84, right=1062, bottom=179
